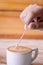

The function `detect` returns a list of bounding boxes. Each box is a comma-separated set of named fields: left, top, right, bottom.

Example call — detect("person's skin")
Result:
left=20, top=4, right=43, bottom=29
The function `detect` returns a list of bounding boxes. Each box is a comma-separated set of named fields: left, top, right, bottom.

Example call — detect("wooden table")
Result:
left=0, top=39, right=43, bottom=65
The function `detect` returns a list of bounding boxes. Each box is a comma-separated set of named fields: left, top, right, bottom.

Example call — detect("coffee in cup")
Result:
left=8, top=46, right=32, bottom=53
left=6, top=46, right=38, bottom=65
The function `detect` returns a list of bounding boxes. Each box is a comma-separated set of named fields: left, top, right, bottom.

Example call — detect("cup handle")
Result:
left=32, top=48, right=38, bottom=62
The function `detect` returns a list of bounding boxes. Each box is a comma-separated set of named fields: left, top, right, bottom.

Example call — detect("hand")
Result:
left=20, top=4, right=43, bottom=29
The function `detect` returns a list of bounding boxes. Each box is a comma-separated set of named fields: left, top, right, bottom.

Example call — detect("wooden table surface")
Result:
left=0, top=39, right=43, bottom=65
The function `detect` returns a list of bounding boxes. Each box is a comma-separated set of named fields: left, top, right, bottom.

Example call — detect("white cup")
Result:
left=6, top=46, right=38, bottom=65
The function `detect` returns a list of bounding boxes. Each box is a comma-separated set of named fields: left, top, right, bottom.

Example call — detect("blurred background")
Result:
left=0, top=0, right=43, bottom=65
left=0, top=0, right=43, bottom=39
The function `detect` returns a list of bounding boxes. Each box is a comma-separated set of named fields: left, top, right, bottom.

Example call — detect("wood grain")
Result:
left=0, top=0, right=43, bottom=10
left=0, top=11, right=43, bottom=39
left=0, top=0, right=43, bottom=39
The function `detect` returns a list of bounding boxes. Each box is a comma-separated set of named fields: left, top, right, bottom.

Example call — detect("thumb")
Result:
left=24, top=12, right=34, bottom=25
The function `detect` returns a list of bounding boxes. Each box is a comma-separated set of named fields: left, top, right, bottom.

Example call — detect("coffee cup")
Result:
left=6, top=46, right=38, bottom=65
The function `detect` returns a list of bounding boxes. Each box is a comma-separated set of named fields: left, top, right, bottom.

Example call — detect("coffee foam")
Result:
left=8, top=46, right=32, bottom=53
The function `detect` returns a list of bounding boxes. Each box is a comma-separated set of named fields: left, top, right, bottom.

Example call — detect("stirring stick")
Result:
left=16, top=30, right=26, bottom=47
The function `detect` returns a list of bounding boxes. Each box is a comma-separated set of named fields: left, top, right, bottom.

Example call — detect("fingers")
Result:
left=20, top=4, right=43, bottom=29
left=20, top=4, right=33, bottom=24
left=28, top=22, right=37, bottom=29
left=20, top=4, right=38, bottom=24
left=24, top=12, right=34, bottom=24
left=20, top=10, right=34, bottom=25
